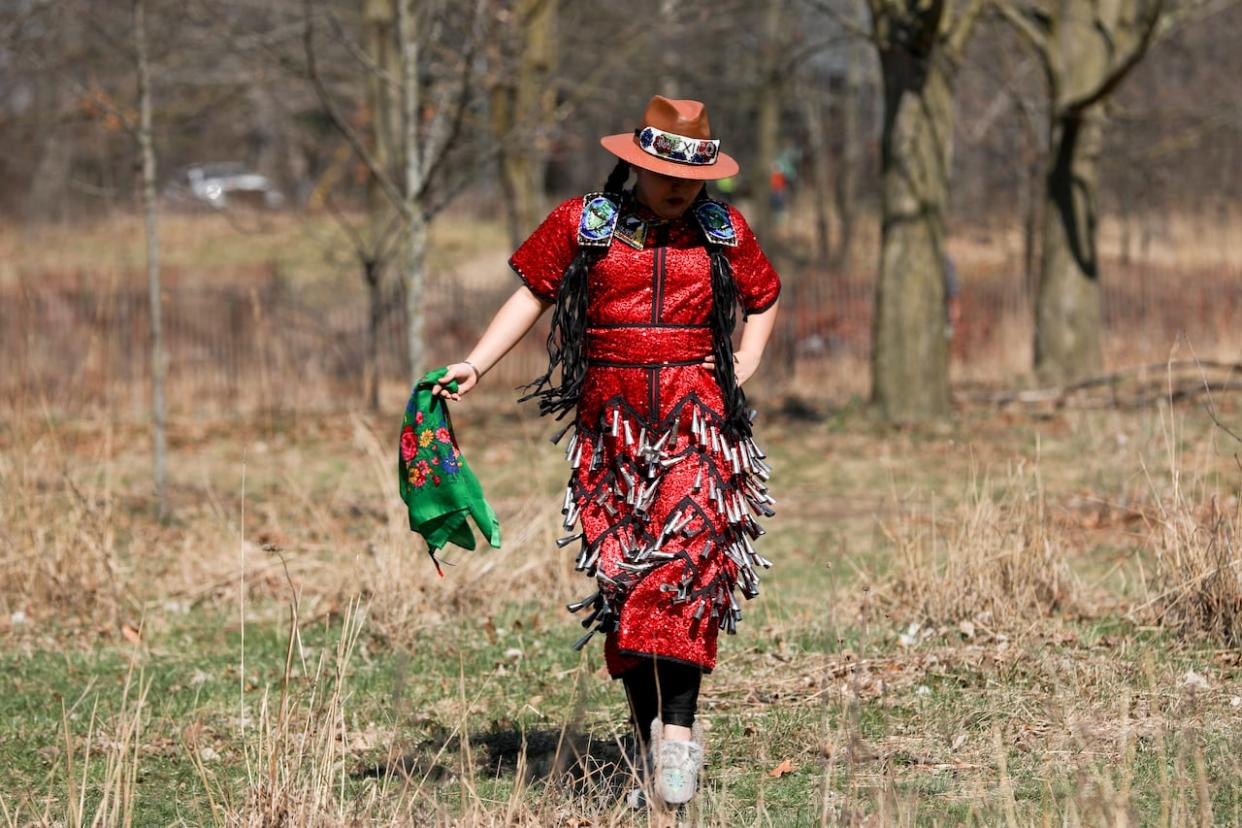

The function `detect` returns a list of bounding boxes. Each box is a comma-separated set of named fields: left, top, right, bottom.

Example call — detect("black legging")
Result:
left=622, top=660, right=702, bottom=746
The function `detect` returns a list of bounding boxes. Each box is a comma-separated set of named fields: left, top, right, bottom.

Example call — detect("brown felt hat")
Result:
left=600, top=95, right=740, bottom=181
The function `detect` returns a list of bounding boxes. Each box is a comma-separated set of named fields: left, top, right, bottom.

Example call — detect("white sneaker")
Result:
left=654, top=721, right=704, bottom=806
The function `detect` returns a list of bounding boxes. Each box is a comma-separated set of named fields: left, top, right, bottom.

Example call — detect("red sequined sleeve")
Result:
left=508, top=197, right=581, bottom=304
left=725, top=206, right=782, bottom=318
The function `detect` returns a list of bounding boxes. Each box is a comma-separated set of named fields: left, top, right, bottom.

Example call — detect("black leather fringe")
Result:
left=695, top=191, right=753, bottom=440
left=519, top=160, right=631, bottom=419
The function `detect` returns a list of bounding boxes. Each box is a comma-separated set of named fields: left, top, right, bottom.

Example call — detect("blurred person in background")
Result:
left=431, top=95, right=781, bottom=812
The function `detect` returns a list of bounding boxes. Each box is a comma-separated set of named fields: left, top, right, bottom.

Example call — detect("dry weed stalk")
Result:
left=1142, top=486, right=1242, bottom=646
left=1136, top=381, right=1242, bottom=646
left=881, top=465, right=1079, bottom=630
left=192, top=598, right=418, bottom=826
left=0, top=422, right=122, bottom=627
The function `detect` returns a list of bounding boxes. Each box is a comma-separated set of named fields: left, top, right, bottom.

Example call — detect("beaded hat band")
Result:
left=635, top=126, right=720, bottom=167
left=600, top=95, right=740, bottom=181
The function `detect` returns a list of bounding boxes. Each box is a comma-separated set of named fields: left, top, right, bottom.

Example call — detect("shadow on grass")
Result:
left=356, top=724, right=631, bottom=791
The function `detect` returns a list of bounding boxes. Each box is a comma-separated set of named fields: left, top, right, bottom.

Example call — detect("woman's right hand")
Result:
left=432, top=362, right=479, bottom=401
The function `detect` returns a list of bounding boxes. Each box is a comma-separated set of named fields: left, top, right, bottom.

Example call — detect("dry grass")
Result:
left=878, top=463, right=1081, bottom=631
left=3, top=302, right=1242, bottom=822
left=1140, top=427, right=1242, bottom=646
left=0, top=419, right=125, bottom=629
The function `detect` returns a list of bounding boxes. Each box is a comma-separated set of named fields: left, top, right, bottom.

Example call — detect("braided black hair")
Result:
left=521, top=161, right=751, bottom=440
left=694, top=189, right=753, bottom=440
left=519, top=159, right=632, bottom=420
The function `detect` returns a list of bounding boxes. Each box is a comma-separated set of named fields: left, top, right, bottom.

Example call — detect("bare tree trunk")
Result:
left=493, top=0, right=556, bottom=244
left=365, top=0, right=398, bottom=410
left=1021, top=149, right=1040, bottom=298
left=1035, top=108, right=1106, bottom=382
left=490, top=72, right=523, bottom=249
left=660, top=0, right=680, bottom=97
left=397, top=0, right=427, bottom=382
left=751, top=0, right=783, bottom=242
left=870, top=44, right=955, bottom=419
left=364, top=258, right=382, bottom=411
left=511, top=0, right=556, bottom=236
left=832, top=54, right=861, bottom=270
left=802, top=91, right=832, bottom=266
left=135, top=0, right=167, bottom=518
left=997, top=0, right=1166, bottom=383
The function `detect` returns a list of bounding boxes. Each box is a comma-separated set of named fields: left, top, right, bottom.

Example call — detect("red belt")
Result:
left=586, top=325, right=712, bottom=366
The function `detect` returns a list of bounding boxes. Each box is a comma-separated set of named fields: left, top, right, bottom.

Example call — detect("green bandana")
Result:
left=398, top=367, right=501, bottom=574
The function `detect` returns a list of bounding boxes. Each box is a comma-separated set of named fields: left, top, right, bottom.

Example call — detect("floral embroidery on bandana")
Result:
left=400, top=411, right=464, bottom=489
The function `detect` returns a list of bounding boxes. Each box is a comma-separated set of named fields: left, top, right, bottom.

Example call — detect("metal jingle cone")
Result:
left=566, top=590, right=600, bottom=613
left=611, top=408, right=621, bottom=437
left=652, top=428, right=671, bottom=453
left=557, top=532, right=584, bottom=548
left=623, top=418, right=635, bottom=446
left=747, top=436, right=766, bottom=459
left=659, top=453, right=687, bottom=469
left=692, top=466, right=704, bottom=493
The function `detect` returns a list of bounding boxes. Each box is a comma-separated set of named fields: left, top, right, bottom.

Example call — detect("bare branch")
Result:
left=946, top=0, right=988, bottom=60
left=1059, top=0, right=1167, bottom=116
left=990, top=0, right=1050, bottom=54
left=302, top=0, right=409, bottom=220
left=1155, top=0, right=1242, bottom=40
left=418, top=0, right=485, bottom=205
left=798, top=0, right=873, bottom=41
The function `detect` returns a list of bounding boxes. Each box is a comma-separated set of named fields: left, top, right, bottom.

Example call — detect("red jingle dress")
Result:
left=509, top=194, right=780, bottom=677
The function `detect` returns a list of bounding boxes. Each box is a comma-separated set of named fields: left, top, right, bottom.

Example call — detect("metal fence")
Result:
left=4, top=259, right=1240, bottom=417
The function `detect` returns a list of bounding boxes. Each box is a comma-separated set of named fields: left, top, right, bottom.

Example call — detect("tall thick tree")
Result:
left=867, top=0, right=984, bottom=420
left=996, top=0, right=1167, bottom=384
left=491, top=0, right=558, bottom=246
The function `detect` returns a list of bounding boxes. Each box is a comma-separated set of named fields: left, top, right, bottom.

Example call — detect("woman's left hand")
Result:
left=701, top=349, right=762, bottom=385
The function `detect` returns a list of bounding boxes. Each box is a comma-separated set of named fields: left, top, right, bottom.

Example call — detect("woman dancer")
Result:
left=433, top=95, right=780, bottom=808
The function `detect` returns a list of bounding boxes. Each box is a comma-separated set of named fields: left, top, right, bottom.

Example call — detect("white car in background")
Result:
left=166, top=163, right=285, bottom=210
